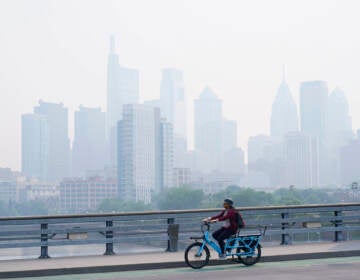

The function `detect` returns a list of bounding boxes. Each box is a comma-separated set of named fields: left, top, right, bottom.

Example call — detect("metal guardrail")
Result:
left=0, top=203, right=359, bottom=258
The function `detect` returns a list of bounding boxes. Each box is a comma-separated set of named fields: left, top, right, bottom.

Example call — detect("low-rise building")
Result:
left=59, top=177, right=118, bottom=213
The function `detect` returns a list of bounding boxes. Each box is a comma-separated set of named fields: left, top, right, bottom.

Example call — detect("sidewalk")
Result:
left=0, top=241, right=359, bottom=278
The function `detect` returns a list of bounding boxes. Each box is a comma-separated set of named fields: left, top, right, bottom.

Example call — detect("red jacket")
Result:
left=211, top=208, right=238, bottom=232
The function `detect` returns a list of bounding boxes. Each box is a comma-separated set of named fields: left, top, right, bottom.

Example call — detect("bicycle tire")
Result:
left=236, top=244, right=261, bottom=266
left=184, top=242, right=210, bottom=269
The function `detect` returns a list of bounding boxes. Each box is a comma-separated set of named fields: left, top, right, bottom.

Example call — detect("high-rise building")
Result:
left=160, top=120, right=174, bottom=190
left=117, top=104, right=173, bottom=203
left=222, top=119, right=237, bottom=152
left=324, top=87, right=353, bottom=185
left=223, top=147, right=245, bottom=175
left=271, top=76, right=298, bottom=139
left=300, top=81, right=328, bottom=139
left=106, top=36, right=139, bottom=166
left=247, top=135, right=274, bottom=164
left=72, top=106, right=107, bottom=177
left=300, top=81, right=329, bottom=185
left=34, top=101, right=70, bottom=182
left=193, top=87, right=239, bottom=173
left=194, top=87, right=222, bottom=152
left=284, top=132, right=319, bottom=187
left=160, top=68, right=186, bottom=139
left=21, top=113, right=49, bottom=182
left=160, top=69, right=187, bottom=168
left=340, top=130, right=360, bottom=185
left=173, top=168, right=191, bottom=187
left=328, top=87, right=352, bottom=133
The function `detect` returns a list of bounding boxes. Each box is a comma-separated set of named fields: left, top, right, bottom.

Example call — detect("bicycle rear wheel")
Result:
left=236, top=244, right=261, bottom=266
left=184, top=242, right=210, bottom=269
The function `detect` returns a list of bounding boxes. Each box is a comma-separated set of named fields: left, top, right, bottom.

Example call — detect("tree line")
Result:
left=0, top=185, right=355, bottom=216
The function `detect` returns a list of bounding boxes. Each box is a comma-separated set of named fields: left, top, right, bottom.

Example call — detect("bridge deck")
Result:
left=0, top=241, right=359, bottom=278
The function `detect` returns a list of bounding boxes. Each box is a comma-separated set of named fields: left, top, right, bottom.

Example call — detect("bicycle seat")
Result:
left=239, top=233, right=261, bottom=237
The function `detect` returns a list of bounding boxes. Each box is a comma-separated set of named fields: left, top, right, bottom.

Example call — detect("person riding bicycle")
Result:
left=203, top=198, right=239, bottom=259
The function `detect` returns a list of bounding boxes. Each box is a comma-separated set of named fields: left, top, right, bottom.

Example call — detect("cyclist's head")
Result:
left=223, top=198, right=234, bottom=209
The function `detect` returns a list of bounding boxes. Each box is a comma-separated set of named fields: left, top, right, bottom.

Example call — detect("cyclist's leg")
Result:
left=217, top=229, right=236, bottom=254
left=212, top=227, right=223, bottom=241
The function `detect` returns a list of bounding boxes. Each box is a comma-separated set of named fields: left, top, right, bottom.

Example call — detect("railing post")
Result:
left=280, top=212, right=291, bottom=245
left=334, top=210, right=344, bottom=242
left=166, top=217, right=179, bottom=252
left=39, top=223, right=50, bottom=259
left=104, top=220, right=115, bottom=255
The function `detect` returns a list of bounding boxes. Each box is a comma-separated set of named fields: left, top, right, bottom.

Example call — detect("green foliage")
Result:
left=0, top=200, right=48, bottom=217
left=157, top=186, right=204, bottom=210
left=211, top=186, right=275, bottom=207
left=273, top=187, right=337, bottom=205
left=0, top=184, right=345, bottom=217
left=97, top=198, right=153, bottom=213
left=202, top=185, right=338, bottom=208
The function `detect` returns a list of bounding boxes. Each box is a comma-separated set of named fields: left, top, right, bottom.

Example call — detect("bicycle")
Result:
left=184, top=221, right=267, bottom=269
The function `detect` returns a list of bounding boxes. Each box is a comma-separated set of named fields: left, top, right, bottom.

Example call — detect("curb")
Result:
left=1, top=250, right=360, bottom=279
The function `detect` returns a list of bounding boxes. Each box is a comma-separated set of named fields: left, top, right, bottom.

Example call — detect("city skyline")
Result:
left=2, top=0, right=360, bottom=170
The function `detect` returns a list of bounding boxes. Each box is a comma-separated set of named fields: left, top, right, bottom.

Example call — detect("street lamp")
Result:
left=351, top=182, right=358, bottom=201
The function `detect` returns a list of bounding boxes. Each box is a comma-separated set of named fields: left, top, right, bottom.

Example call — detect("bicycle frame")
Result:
left=195, top=226, right=264, bottom=257
left=196, top=230, right=222, bottom=255
left=226, top=235, right=261, bottom=256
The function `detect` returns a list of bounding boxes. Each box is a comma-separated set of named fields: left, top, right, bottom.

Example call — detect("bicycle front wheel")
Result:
left=184, top=242, right=210, bottom=269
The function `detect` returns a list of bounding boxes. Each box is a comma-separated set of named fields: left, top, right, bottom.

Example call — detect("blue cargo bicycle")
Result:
left=185, top=221, right=267, bottom=269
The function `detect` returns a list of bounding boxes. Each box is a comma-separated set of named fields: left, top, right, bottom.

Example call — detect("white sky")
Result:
left=1, top=0, right=360, bottom=170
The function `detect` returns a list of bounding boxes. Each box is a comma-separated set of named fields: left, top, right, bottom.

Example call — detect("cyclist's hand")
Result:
left=210, top=219, right=218, bottom=224
left=202, top=217, right=211, bottom=223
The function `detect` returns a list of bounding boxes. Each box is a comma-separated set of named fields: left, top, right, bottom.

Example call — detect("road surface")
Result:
left=9, top=257, right=360, bottom=280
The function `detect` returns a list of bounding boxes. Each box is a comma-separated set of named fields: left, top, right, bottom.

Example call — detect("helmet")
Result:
left=224, top=198, right=234, bottom=206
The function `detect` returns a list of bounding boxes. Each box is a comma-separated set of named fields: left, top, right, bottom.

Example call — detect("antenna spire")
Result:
left=282, top=64, right=286, bottom=83
left=110, top=35, right=115, bottom=53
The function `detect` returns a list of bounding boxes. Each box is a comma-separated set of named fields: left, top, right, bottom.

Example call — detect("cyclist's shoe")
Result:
left=218, top=253, right=227, bottom=260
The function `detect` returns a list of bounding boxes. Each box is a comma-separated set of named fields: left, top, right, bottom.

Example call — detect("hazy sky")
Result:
left=1, top=0, right=360, bottom=170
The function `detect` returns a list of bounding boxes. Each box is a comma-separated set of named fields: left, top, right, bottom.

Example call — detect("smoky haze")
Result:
left=1, top=0, right=360, bottom=170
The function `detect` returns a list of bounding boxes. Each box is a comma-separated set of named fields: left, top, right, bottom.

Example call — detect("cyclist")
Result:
left=203, top=198, right=239, bottom=259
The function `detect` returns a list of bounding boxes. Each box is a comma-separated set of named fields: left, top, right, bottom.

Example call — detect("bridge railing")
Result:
left=0, top=203, right=359, bottom=259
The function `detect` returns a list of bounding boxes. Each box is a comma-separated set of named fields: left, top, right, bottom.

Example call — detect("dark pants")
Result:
left=212, top=227, right=236, bottom=254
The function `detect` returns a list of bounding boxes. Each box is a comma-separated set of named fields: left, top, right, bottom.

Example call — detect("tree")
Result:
left=211, top=186, right=275, bottom=207
left=157, top=187, right=204, bottom=210
left=97, top=198, right=153, bottom=213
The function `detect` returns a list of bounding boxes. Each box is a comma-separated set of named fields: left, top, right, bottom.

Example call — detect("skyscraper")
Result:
left=271, top=76, right=298, bottom=139
left=160, top=68, right=187, bottom=168
left=300, top=81, right=328, bottom=139
left=247, top=135, right=273, bottom=164
left=34, top=101, right=70, bottom=182
left=325, top=87, right=353, bottom=185
left=222, top=119, right=237, bottom=152
left=117, top=104, right=173, bottom=203
left=21, top=113, right=49, bottom=182
left=223, top=147, right=245, bottom=175
left=284, top=132, right=319, bottom=187
left=340, top=130, right=360, bottom=185
left=160, top=68, right=186, bottom=139
left=107, top=36, right=139, bottom=166
left=194, top=87, right=222, bottom=153
left=72, top=106, right=106, bottom=177
left=328, top=87, right=352, bottom=133
left=193, top=87, right=239, bottom=173
left=160, top=120, right=174, bottom=190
